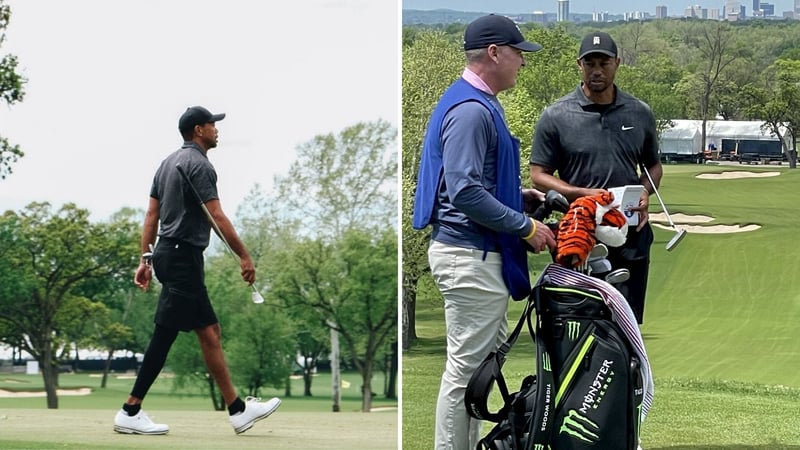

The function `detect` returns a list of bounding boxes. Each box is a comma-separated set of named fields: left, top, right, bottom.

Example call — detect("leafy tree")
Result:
left=0, top=1, right=26, bottom=179
left=400, top=30, right=461, bottom=349
left=273, top=229, right=396, bottom=412
left=0, top=203, right=138, bottom=408
left=275, top=120, right=397, bottom=239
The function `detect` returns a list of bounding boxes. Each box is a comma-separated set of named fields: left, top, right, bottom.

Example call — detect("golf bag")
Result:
left=465, top=272, right=645, bottom=450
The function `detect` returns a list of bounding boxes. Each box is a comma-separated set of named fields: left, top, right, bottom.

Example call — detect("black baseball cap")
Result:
left=463, top=14, right=542, bottom=52
left=578, top=31, right=618, bottom=59
left=178, top=106, right=226, bottom=133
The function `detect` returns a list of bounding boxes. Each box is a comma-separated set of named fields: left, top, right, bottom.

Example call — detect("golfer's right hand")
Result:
left=524, top=219, right=557, bottom=254
left=240, top=256, right=256, bottom=285
left=134, top=263, right=152, bottom=291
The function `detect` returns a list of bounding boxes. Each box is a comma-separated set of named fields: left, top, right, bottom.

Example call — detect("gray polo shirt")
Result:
left=150, top=142, right=219, bottom=249
left=530, top=84, right=659, bottom=188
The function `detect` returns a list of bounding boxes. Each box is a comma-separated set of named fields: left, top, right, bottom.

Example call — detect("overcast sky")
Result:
left=0, top=0, right=399, bottom=222
left=402, top=0, right=797, bottom=16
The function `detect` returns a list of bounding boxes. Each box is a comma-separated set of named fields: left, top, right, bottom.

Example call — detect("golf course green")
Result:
left=403, top=163, right=800, bottom=449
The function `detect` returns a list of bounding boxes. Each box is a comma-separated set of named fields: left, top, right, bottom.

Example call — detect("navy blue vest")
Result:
left=412, top=78, right=530, bottom=300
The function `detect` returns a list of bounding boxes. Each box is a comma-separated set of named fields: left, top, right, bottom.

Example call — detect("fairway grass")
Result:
left=403, top=164, right=800, bottom=449
left=0, top=409, right=397, bottom=449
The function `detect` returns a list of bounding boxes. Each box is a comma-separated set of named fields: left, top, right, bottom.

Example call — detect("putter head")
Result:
left=605, top=268, right=630, bottom=285
left=666, top=228, right=687, bottom=252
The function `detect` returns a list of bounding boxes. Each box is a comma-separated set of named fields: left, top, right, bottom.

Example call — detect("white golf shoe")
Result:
left=113, top=409, right=169, bottom=435
left=230, top=396, right=281, bottom=434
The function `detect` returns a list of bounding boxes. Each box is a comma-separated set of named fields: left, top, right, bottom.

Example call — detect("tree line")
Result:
left=0, top=120, right=398, bottom=413
left=402, top=18, right=800, bottom=348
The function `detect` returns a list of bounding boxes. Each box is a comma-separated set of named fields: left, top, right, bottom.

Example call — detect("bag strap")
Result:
left=465, top=295, right=536, bottom=422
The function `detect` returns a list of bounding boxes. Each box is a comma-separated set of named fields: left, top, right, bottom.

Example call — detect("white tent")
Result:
left=669, top=119, right=790, bottom=150
left=660, top=122, right=702, bottom=156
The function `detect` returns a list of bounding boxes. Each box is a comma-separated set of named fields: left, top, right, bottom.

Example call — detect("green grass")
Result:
left=0, top=370, right=396, bottom=412
left=403, top=164, right=800, bottom=449
left=0, top=370, right=397, bottom=449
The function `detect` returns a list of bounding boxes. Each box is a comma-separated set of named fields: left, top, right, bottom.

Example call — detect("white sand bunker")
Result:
left=696, top=171, right=780, bottom=180
left=649, top=212, right=761, bottom=234
left=0, top=387, right=91, bottom=398
left=652, top=223, right=760, bottom=234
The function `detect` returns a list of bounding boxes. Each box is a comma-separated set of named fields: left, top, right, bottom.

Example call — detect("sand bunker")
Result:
left=696, top=171, right=780, bottom=180
left=651, top=223, right=760, bottom=234
left=0, top=387, right=91, bottom=398
left=649, top=212, right=761, bottom=234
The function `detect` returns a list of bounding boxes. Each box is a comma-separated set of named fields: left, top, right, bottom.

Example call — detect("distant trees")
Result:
left=0, top=1, right=26, bottom=179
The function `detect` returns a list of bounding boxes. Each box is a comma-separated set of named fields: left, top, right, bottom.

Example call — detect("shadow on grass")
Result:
left=648, top=446, right=800, bottom=450
left=405, top=336, right=446, bottom=356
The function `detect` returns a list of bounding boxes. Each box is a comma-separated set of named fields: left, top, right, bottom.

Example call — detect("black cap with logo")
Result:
left=463, top=14, right=542, bottom=52
left=178, top=106, right=226, bottom=133
left=578, top=31, right=618, bottom=59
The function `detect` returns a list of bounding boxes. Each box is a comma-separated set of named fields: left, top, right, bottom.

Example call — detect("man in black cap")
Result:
left=413, top=14, right=555, bottom=450
left=113, top=106, right=281, bottom=435
left=530, top=31, right=662, bottom=325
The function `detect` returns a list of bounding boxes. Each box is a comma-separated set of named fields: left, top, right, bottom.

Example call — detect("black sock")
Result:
left=122, top=403, right=141, bottom=417
left=228, top=397, right=245, bottom=416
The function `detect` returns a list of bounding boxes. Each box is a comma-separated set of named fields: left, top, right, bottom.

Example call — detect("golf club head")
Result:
left=666, top=228, right=687, bottom=252
left=545, top=189, right=570, bottom=214
left=251, top=287, right=265, bottom=304
left=605, top=268, right=630, bottom=285
left=587, top=243, right=609, bottom=262
left=588, top=258, right=612, bottom=275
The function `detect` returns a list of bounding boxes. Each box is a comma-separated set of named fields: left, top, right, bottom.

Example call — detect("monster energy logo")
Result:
left=542, top=351, right=551, bottom=372
left=560, top=409, right=600, bottom=443
left=533, top=445, right=549, bottom=450
left=567, top=321, right=581, bottom=340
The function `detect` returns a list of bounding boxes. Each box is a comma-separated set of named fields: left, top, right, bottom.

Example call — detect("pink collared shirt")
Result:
left=461, top=68, right=494, bottom=96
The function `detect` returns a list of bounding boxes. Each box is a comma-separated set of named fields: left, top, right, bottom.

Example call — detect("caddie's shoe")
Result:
left=113, top=409, right=169, bottom=435
left=230, top=396, right=281, bottom=434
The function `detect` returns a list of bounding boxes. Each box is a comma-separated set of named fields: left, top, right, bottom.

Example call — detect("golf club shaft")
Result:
left=175, top=164, right=260, bottom=296
left=640, top=164, right=677, bottom=228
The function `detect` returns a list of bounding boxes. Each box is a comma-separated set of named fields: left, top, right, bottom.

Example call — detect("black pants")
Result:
left=606, top=225, right=653, bottom=324
left=152, top=238, right=217, bottom=332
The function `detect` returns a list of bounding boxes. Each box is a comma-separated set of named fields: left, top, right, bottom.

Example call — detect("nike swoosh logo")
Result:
left=621, top=125, right=634, bottom=131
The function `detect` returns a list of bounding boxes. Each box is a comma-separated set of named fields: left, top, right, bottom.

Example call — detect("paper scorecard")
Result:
left=608, top=185, right=645, bottom=226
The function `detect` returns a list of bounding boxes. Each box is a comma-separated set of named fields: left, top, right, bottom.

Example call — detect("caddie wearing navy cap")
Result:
left=530, top=30, right=662, bottom=325
left=413, top=14, right=555, bottom=450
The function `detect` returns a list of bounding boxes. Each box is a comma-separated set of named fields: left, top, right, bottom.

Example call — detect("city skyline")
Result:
left=402, top=0, right=797, bottom=16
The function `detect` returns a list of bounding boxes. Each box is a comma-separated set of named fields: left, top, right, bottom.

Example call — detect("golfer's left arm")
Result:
left=204, top=199, right=256, bottom=285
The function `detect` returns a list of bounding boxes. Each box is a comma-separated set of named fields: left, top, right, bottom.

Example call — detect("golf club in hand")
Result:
left=175, top=164, right=265, bottom=304
left=640, top=164, right=687, bottom=251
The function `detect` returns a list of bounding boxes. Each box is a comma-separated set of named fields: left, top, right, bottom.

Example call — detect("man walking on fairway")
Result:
left=113, top=106, right=280, bottom=435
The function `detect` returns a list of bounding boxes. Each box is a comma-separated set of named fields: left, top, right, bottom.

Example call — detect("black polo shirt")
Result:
left=150, top=142, right=218, bottom=249
left=530, top=84, right=660, bottom=189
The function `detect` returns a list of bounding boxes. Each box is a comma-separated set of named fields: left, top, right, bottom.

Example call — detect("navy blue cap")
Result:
left=463, top=14, right=542, bottom=52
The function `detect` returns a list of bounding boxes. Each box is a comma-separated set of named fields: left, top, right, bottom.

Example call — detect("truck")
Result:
left=723, top=139, right=785, bottom=164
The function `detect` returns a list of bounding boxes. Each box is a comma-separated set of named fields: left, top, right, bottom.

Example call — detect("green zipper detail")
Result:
left=544, top=286, right=603, bottom=301
left=555, top=334, right=596, bottom=407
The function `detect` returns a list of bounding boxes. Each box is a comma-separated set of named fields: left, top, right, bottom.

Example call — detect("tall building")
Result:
left=656, top=5, right=668, bottom=18
left=558, top=0, right=570, bottom=22
left=760, top=3, right=775, bottom=16
left=795, top=0, right=800, bottom=16
left=753, top=0, right=760, bottom=15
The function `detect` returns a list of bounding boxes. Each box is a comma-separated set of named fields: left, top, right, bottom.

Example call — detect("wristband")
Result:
left=522, top=218, right=537, bottom=240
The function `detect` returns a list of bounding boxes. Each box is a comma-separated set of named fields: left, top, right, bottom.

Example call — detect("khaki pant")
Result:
left=428, top=240, right=510, bottom=450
